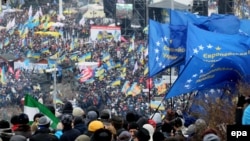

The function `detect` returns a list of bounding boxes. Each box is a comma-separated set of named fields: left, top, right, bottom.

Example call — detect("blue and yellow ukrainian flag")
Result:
left=121, top=81, right=130, bottom=93
left=41, top=48, right=50, bottom=54
left=32, top=53, right=41, bottom=59
left=102, top=53, right=111, bottom=62
left=1, top=66, right=7, bottom=84
left=95, top=68, right=105, bottom=77
left=85, top=52, right=91, bottom=60
left=4, top=37, right=10, bottom=46
left=70, top=54, right=78, bottom=61
left=111, top=79, right=121, bottom=87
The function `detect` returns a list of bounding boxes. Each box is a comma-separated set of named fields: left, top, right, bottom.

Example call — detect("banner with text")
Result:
left=90, top=26, right=121, bottom=42
left=14, top=62, right=48, bottom=73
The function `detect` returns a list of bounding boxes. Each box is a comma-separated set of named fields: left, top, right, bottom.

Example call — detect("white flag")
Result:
left=28, top=5, right=33, bottom=19
left=132, top=61, right=138, bottom=75
left=79, top=16, right=85, bottom=26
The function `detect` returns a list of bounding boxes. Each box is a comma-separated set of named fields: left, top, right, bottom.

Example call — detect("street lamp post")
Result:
left=58, top=0, right=65, bottom=20
left=59, top=0, right=63, bottom=16
left=46, top=67, right=58, bottom=109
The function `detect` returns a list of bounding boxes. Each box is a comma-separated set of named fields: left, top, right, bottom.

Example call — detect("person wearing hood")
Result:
left=143, top=124, right=154, bottom=141
left=62, top=101, right=73, bottom=115
left=150, top=112, right=162, bottom=132
left=29, top=116, right=59, bottom=141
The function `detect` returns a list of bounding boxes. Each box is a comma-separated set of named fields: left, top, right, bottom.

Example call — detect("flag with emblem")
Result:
left=186, top=23, right=250, bottom=63
left=165, top=55, right=250, bottom=99
left=148, top=19, right=185, bottom=77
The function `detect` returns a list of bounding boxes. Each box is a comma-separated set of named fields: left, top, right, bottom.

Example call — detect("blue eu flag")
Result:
left=200, top=13, right=240, bottom=34
left=186, top=23, right=250, bottom=63
left=148, top=19, right=185, bottom=77
left=239, top=19, right=250, bottom=36
left=169, top=9, right=208, bottom=26
left=170, top=9, right=242, bottom=35
left=165, top=55, right=250, bottom=98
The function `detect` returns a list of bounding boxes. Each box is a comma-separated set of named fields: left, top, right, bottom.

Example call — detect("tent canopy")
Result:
left=148, top=0, right=190, bottom=10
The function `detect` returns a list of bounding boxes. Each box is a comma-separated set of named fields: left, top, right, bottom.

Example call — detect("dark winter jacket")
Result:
left=30, top=128, right=59, bottom=141
left=59, top=128, right=81, bottom=141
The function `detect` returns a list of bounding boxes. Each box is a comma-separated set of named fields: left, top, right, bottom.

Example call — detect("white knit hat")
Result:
left=72, top=107, right=85, bottom=117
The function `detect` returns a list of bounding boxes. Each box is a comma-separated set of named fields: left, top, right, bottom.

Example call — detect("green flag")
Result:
left=24, top=94, right=59, bottom=129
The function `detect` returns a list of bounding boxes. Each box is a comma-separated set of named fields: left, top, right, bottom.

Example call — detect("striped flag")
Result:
left=121, top=81, right=130, bottom=93
left=24, top=94, right=59, bottom=129
left=8, top=66, right=14, bottom=74
left=132, top=61, right=138, bottom=75
left=1, top=66, right=7, bottom=84
left=79, top=67, right=93, bottom=83
left=0, top=42, right=3, bottom=49
left=4, top=38, right=10, bottom=46
left=84, top=52, right=91, bottom=60
left=111, top=79, right=121, bottom=87
left=15, top=69, right=21, bottom=79
left=150, top=100, right=165, bottom=110
left=127, top=82, right=141, bottom=97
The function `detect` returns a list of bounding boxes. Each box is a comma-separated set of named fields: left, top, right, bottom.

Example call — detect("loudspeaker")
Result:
left=192, top=0, right=208, bottom=16
left=218, top=0, right=234, bottom=14
left=103, top=0, right=116, bottom=18
left=149, top=8, right=163, bottom=22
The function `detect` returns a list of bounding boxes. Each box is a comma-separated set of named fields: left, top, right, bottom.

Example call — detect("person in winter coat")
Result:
left=29, top=116, right=59, bottom=141
left=60, top=114, right=81, bottom=141
left=13, top=113, right=32, bottom=139
left=73, top=116, right=86, bottom=134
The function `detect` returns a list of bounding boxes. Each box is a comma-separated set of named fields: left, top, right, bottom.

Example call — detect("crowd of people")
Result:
left=0, top=101, right=223, bottom=141
left=0, top=1, right=169, bottom=118
left=0, top=1, right=250, bottom=141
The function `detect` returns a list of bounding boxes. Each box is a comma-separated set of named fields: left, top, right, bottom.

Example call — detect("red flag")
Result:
left=8, top=66, right=14, bottom=74
left=97, top=59, right=102, bottom=67
left=79, top=67, right=93, bottom=83
left=121, top=36, right=127, bottom=42
left=146, top=78, right=153, bottom=89
left=139, top=77, right=144, bottom=83
left=15, top=69, right=21, bottom=79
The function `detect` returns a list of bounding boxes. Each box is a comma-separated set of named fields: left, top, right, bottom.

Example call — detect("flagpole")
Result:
left=0, top=0, right=2, bottom=13
left=59, top=0, right=63, bottom=16
left=148, top=79, right=152, bottom=115
left=53, top=66, right=57, bottom=109
left=170, top=68, right=174, bottom=109
left=171, top=0, right=174, bottom=10
left=150, top=93, right=166, bottom=119
left=58, top=0, right=65, bottom=20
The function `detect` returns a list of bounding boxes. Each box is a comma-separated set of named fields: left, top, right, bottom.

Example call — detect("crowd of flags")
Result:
left=3, top=6, right=250, bottom=107
left=148, top=9, right=250, bottom=99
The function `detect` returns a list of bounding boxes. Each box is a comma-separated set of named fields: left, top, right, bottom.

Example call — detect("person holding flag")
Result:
left=24, top=94, right=60, bottom=130
left=29, top=116, right=59, bottom=141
